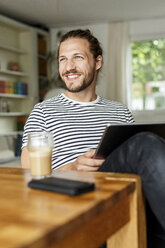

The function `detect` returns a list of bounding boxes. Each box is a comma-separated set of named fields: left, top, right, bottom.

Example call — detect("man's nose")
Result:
left=65, top=59, right=76, bottom=71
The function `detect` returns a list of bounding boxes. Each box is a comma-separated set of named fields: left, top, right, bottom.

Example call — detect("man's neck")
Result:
left=64, top=91, right=97, bottom=102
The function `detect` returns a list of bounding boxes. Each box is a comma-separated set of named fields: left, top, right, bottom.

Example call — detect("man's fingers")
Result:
left=77, top=155, right=104, bottom=167
left=85, top=149, right=96, bottom=157
left=74, top=150, right=105, bottom=171
left=77, top=165, right=100, bottom=171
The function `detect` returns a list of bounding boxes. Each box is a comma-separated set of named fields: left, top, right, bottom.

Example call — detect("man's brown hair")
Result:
left=58, top=29, right=103, bottom=59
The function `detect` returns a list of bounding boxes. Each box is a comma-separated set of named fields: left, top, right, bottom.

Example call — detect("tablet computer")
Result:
left=94, top=122, right=165, bottom=159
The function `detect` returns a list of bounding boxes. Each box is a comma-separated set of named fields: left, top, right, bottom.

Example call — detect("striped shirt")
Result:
left=22, top=93, right=134, bottom=169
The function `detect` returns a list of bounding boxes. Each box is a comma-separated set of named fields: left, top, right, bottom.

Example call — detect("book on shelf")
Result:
left=0, top=80, right=28, bottom=95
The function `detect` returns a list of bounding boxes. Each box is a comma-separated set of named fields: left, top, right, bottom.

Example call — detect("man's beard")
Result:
left=60, top=68, right=95, bottom=93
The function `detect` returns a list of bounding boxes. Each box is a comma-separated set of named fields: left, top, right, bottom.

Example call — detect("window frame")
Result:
left=128, top=18, right=165, bottom=123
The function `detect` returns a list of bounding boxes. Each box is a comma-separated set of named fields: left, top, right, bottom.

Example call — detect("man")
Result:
left=21, top=29, right=133, bottom=170
left=21, top=29, right=165, bottom=247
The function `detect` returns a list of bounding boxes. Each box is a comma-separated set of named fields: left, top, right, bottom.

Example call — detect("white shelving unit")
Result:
left=0, top=93, right=27, bottom=98
left=0, top=131, right=23, bottom=136
left=0, top=14, right=47, bottom=134
left=0, top=69, right=28, bottom=77
left=0, top=44, right=27, bottom=54
left=0, top=112, right=27, bottom=117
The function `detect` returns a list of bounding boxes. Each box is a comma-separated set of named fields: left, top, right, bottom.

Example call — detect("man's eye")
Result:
left=75, top=55, right=83, bottom=60
left=59, top=58, right=66, bottom=63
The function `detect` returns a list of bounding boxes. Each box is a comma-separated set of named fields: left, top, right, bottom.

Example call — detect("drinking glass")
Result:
left=27, top=132, right=53, bottom=179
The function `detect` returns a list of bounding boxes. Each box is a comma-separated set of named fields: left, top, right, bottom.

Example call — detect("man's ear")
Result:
left=96, top=55, right=102, bottom=71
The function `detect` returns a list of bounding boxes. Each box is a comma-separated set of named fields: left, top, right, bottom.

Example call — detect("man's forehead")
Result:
left=59, top=38, right=90, bottom=56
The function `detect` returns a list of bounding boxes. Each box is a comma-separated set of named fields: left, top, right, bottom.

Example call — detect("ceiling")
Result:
left=0, top=0, right=165, bottom=30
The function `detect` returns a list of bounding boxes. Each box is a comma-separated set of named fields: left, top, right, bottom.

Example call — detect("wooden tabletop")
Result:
left=0, top=167, right=146, bottom=248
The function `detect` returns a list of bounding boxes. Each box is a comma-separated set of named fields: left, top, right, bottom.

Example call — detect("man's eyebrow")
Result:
left=58, top=55, right=66, bottom=59
left=59, top=52, right=84, bottom=56
left=74, top=52, right=84, bottom=55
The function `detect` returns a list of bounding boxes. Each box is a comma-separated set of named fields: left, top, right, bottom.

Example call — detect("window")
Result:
left=131, top=39, right=165, bottom=110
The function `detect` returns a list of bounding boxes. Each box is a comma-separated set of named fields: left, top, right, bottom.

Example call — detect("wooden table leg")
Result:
left=107, top=176, right=146, bottom=248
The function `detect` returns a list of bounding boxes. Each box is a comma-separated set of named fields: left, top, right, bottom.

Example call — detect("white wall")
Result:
left=130, top=18, right=165, bottom=41
left=50, top=23, right=109, bottom=99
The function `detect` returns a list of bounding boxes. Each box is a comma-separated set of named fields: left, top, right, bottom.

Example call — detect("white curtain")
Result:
left=107, top=22, right=130, bottom=105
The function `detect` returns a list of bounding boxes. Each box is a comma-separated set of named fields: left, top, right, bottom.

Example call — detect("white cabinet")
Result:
left=0, top=15, right=49, bottom=134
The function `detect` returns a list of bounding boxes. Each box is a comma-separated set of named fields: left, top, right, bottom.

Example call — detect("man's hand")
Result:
left=21, top=147, right=30, bottom=168
left=58, top=150, right=105, bottom=171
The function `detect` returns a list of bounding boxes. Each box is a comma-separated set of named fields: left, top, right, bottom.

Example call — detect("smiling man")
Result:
left=21, top=29, right=165, bottom=247
left=21, top=29, right=134, bottom=170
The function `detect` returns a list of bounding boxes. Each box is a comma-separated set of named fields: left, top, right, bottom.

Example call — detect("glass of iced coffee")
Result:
left=27, top=132, right=53, bottom=179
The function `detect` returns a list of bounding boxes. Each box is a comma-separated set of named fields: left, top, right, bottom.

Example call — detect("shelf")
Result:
left=0, top=93, right=28, bottom=99
left=0, top=14, right=49, bottom=134
left=0, top=44, right=27, bottom=54
left=0, top=112, right=27, bottom=117
left=0, top=131, right=23, bottom=136
left=0, top=69, right=28, bottom=77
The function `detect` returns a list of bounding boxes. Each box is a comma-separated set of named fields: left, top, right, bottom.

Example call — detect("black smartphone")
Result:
left=28, top=177, right=95, bottom=196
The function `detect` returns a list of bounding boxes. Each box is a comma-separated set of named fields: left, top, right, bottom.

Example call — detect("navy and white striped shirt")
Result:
left=22, top=93, right=134, bottom=169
